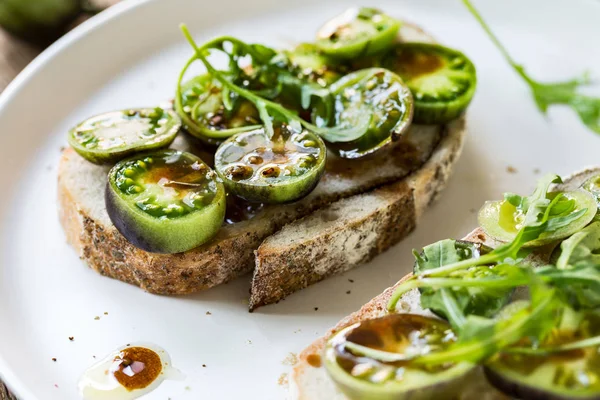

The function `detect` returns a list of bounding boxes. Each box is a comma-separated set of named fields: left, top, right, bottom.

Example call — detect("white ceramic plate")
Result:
left=1, top=0, right=599, bottom=398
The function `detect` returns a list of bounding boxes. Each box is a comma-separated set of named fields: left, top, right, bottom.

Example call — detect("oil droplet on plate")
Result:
left=78, top=342, right=184, bottom=400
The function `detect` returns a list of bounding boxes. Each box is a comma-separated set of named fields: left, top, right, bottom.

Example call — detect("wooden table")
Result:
left=0, top=3, right=119, bottom=398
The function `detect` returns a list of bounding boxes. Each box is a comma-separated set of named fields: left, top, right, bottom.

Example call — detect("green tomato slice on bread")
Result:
left=324, top=313, right=475, bottom=400
left=478, top=189, right=597, bottom=247
left=315, top=68, right=413, bottom=159
left=175, top=73, right=262, bottom=145
left=381, top=43, right=477, bottom=124
left=68, top=108, right=181, bottom=164
left=282, top=43, right=344, bottom=87
left=105, top=150, right=226, bottom=254
left=214, top=122, right=326, bottom=204
left=274, top=43, right=343, bottom=117
left=316, top=7, right=401, bottom=59
left=485, top=308, right=600, bottom=400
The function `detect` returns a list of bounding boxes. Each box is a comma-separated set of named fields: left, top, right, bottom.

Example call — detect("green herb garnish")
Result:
left=463, top=0, right=600, bottom=133
left=412, top=240, right=515, bottom=321
left=178, top=25, right=372, bottom=143
left=537, top=221, right=600, bottom=309
left=380, top=173, right=600, bottom=368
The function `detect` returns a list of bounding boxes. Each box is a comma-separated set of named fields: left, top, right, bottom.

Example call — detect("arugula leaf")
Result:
left=556, top=231, right=591, bottom=269
left=507, top=334, right=600, bottom=356
left=413, top=239, right=464, bottom=274
left=548, top=196, right=576, bottom=217
left=499, top=175, right=590, bottom=251
left=463, top=0, right=600, bottom=134
left=390, top=264, right=529, bottom=295
left=179, top=25, right=375, bottom=143
left=538, top=265, right=600, bottom=309
left=387, top=186, right=570, bottom=312
left=504, top=173, right=561, bottom=216
left=402, top=240, right=516, bottom=320
left=534, top=222, right=600, bottom=308
left=439, top=289, right=467, bottom=329
left=300, top=84, right=328, bottom=111
left=419, top=266, right=517, bottom=321
left=556, top=221, right=600, bottom=269
left=503, top=308, right=600, bottom=356
left=248, top=43, right=278, bottom=64
left=571, top=95, right=600, bottom=133
left=414, top=282, right=559, bottom=366
left=520, top=174, right=562, bottom=225
left=493, top=188, right=587, bottom=258
left=388, top=173, right=590, bottom=318
left=384, top=176, right=598, bottom=366
left=544, top=208, right=587, bottom=233
left=499, top=175, right=577, bottom=249
left=437, top=175, right=578, bottom=268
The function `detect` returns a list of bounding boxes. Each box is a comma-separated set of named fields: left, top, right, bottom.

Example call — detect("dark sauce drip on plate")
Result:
left=112, top=347, right=162, bottom=391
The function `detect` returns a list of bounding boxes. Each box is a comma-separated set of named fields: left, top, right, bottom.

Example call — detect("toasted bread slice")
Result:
left=289, top=228, right=506, bottom=400
left=58, top=120, right=443, bottom=295
left=250, top=115, right=466, bottom=310
left=57, top=22, right=461, bottom=295
left=290, top=169, right=597, bottom=400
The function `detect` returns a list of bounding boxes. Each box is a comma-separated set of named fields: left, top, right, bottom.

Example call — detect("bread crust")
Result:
left=250, top=117, right=466, bottom=310
left=57, top=120, right=444, bottom=294
left=250, top=181, right=416, bottom=310
left=58, top=155, right=270, bottom=293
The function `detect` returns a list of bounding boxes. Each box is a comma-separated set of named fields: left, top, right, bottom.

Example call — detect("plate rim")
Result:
left=1, top=0, right=600, bottom=398
left=0, top=2, right=151, bottom=397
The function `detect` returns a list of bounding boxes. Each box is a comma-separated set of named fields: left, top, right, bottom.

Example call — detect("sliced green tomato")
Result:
left=315, top=68, right=413, bottom=159
left=485, top=309, right=600, bottom=400
left=214, top=123, right=326, bottom=204
left=105, top=150, right=226, bottom=254
left=276, top=44, right=343, bottom=116
left=582, top=174, right=600, bottom=220
left=284, top=43, right=344, bottom=87
left=316, top=7, right=401, bottom=59
left=478, top=190, right=597, bottom=247
left=175, top=73, right=261, bottom=145
left=276, top=73, right=330, bottom=121
left=324, top=314, right=475, bottom=400
left=68, top=108, right=181, bottom=165
left=381, top=43, right=477, bottom=124
left=282, top=44, right=341, bottom=83
left=413, top=240, right=492, bottom=276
